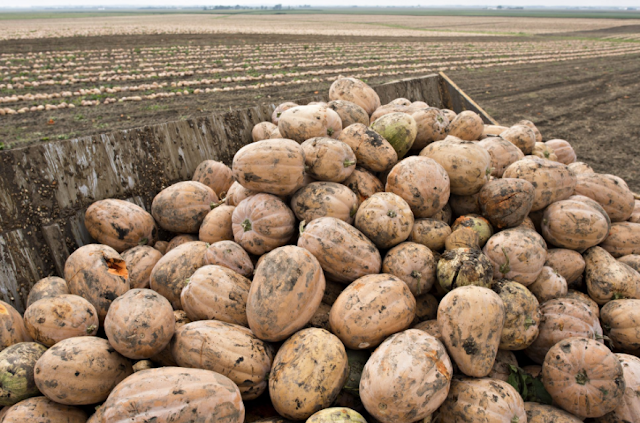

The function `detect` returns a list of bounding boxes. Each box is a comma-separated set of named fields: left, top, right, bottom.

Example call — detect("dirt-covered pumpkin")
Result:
left=545, top=249, right=585, bottom=285
left=445, top=227, right=480, bottom=250
left=272, top=101, right=298, bottom=125
left=370, top=112, right=418, bottom=159
left=540, top=198, right=610, bottom=251
left=252, top=121, right=277, bottom=142
left=203, top=240, right=253, bottom=278
left=478, top=137, right=525, bottom=178
left=492, top=279, right=541, bottom=350
left=166, top=234, right=198, bottom=253
left=306, top=407, right=366, bottom=423
left=198, top=205, right=234, bottom=244
left=269, top=328, right=348, bottom=420
left=479, top=178, right=535, bottom=229
left=382, top=242, right=437, bottom=296
left=278, top=105, right=342, bottom=141
left=594, top=353, right=640, bottom=423
left=360, top=330, right=452, bottom=423
left=600, top=299, right=640, bottom=354
left=446, top=110, right=484, bottom=141
left=225, top=181, right=258, bottom=207
left=528, top=266, right=568, bottom=303
left=525, top=402, right=582, bottom=423
left=601, top=222, right=640, bottom=258
left=0, top=343, right=47, bottom=406
left=532, top=142, right=558, bottom=161
left=148, top=310, right=190, bottom=367
left=517, top=119, right=542, bottom=143
left=584, top=246, right=640, bottom=304
left=342, top=166, right=384, bottom=206
left=121, top=245, right=162, bottom=289
left=574, top=173, right=635, bottom=222
left=151, top=181, right=217, bottom=233
left=232, top=194, right=295, bottom=256
left=544, top=139, right=576, bottom=164
left=410, top=219, right=451, bottom=251
left=0, top=302, right=32, bottom=351
left=192, top=160, right=234, bottom=198
left=411, top=107, right=449, bottom=150
left=327, top=100, right=369, bottom=128
left=329, top=77, right=381, bottom=115
left=302, top=138, right=356, bottom=182
left=1, top=396, right=88, bottom=423
left=451, top=214, right=493, bottom=247
left=25, top=277, right=69, bottom=308
left=354, top=192, right=414, bottom=249
left=291, top=182, right=358, bottom=224
left=330, top=274, right=415, bottom=349
left=500, top=124, right=536, bottom=154
left=337, top=123, right=398, bottom=173
left=437, top=248, right=493, bottom=292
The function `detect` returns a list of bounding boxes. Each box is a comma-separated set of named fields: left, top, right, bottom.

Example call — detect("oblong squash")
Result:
left=121, top=245, right=163, bottom=289
left=370, top=112, right=418, bottom=159
left=410, top=219, right=451, bottom=251
left=151, top=181, right=218, bottom=233
left=290, top=182, right=358, bottom=224
left=411, top=107, right=449, bottom=150
left=307, top=408, right=366, bottom=423
left=446, top=111, right=483, bottom=141
left=203, top=240, right=253, bottom=278
left=191, top=160, right=233, bottom=198
left=541, top=198, right=610, bottom=251
left=525, top=402, right=582, bottom=423
left=492, top=279, right=541, bottom=350
left=573, top=173, right=635, bottom=222
left=595, top=353, right=640, bottom=423
left=225, top=181, right=257, bottom=206
left=545, top=139, right=576, bottom=165
left=252, top=121, right=277, bottom=142
left=328, top=100, right=369, bottom=128
left=272, top=102, right=298, bottom=125
left=337, top=123, right=397, bottom=173
left=584, top=246, right=640, bottom=304
left=528, top=266, right=568, bottom=303
left=26, top=277, right=69, bottom=308
left=165, top=234, right=198, bottom=253
left=500, top=124, right=536, bottom=154
left=545, top=248, right=586, bottom=285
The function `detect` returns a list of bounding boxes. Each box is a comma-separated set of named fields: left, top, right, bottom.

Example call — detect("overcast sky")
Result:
left=8, top=0, right=640, bottom=8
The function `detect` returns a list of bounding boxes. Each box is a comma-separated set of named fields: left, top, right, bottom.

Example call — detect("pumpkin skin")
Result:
left=542, top=337, right=625, bottom=418
left=517, top=119, right=543, bottom=143
left=564, top=289, right=600, bottom=317
left=413, top=319, right=442, bottom=341
left=1, top=396, right=88, bottom=423
left=478, top=178, right=535, bottom=229
left=545, top=249, right=586, bottom=285
left=172, top=320, right=272, bottom=400
left=584, top=246, right=640, bottom=304
left=63, top=244, right=129, bottom=324
left=104, top=288, right=175, bottom=359
left=151, top=181, right=218, bottom=233
left=370, top=112, right=418, bottom=159
left=411, top=107, right=449, bottom=150
left=180, top=265, right=251, bottom=326
left=342, top=166, right=384, bottom=206
left=500, top=124, right=536, bottom=154
left=382, top=242, right=436, bottom=296
left=492, top=279, right=541, bottom=351
left=225, top=181, right=257, bottom=207
left=278, top=105, right=342, bottom=142
left=252, top=121, right=277, bottom=142
left=545, top=139, right=576, bottom=165
left=149, top=241, right=208, bottom=309
left=166, top=234, right=198, bottom=253
left=85, top=199, right=157, bottom=253
left=329, top=77, right=381, bottom=115
left=483, top=227, right=548, bottom=286
left=26, top=277, right=69, bottom=309
left=525, top=298, right=603, bottom=364
left=354, top=192, right=414, bottom=249
left=619, top=254, right=640, bottom=273
left=198, top=205, right=234, bottom=244
left=528, top=266, right=568, bottom=303
left=385, top=156, right=450, bottom=218
left=232, top=139, right=306, bottom=195
left=478, top=137, right=524, bottom=178
left=0, top=343, right=47, bottom=406
left=0, top=302, right=31, bottom=352
left=439, top=378, right=527, bottom=423
left=232, top=194, right=295, bottom=256
left=291, top=182, right=358, bottom=224
left=595, top=353, right=640, bottom=423
left=327, top=100, right=369, bottom=129
left=192, top=160, right=234, bottom=198
left=148, top=311, right=190, bottom=367
left=99, top=367, right=244, bottom=423
left=121, top=245, right=163, bottom=289
left=34, top=336, right=132, bottom=405
left=302, top=138, right=356, bottom=183
left=437, top=248, right=494, bottom=292
left=488, top=349, right=519, bottom=381
left=532, top=142, right=558, bottom=161
left=24, top=295, right=98, bottom=347
left=438, top=286, right=505, bottom=377
left=445, top=227, right=480, bottom=250
left=360, top=330, right=452, bottom=423
left=272, top=102, right=298, bottom=125
left=433, top=203, right=453, bottom=225
left=420, top=136, right=490, bottom=195
left=525, top=402, right=582, bottom=423
left=446, top=110, right=484, bottom=141
left=306, top=407, right=366, bottom=423
left=541, top=199, right=610, bottom=251
left=410, top=219, right=451, bottom=251
left=601, top=222, right=640, bottom=258
left=247, top=246, right=325, bottom=342
left=600, top=300, right=640, bottom=354
left=574, top=173, right=635, bottom=222
left=413, top=293, right=439, bottom=324
left=337, top=123, right=397, bottom=173
left=329, top=274, right=415, bottom=350
left=203, top=240, right=253, bottom=278
left=298, top=217, right=381, bottom=283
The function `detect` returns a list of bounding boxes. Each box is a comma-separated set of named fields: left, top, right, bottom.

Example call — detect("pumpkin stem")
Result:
left=299, top=220, right=306, bottom=233
left=327, top=128, right=334, bottom=136
left=543, top=150, right=550, bottom=158
left=387, top=210, right=397, bottom=218
left=241, top=219, right=252, bottom=232
left=511, top=417, right=519, bottom=423
left=210, top=199, right=225, bottom=209
left=575, top=369, right=589, bottom=385
left=486, top=167, right=494, bottom=176
left=499, top=247, right=511, bottom=275
left=183, top=278, right=190, bottom=287
left=612, top=292, right=626, bottom=300
left=411, top=270, right=422, bottom=295
left=343, top=159, right=356, bottom=168
left=524, top=316, right=535, bottom=329
left=138, top=237, right=148, bottom=246
left=86, top=325, right=97, bottom=334
left=350, top=205, right=358, bottom=217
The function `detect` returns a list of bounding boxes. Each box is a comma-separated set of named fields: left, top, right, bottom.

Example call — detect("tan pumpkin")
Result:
left=232, top=194, right=295, bottom=256
left=165, top=234, right=198, bottom=253
left=528, top=266, right=568, bottom=303
left=354, top=192, right=414, bottom=249
left=1, top=396, right=88, bottom=422
left=269, top=127, right=283, bottom=139
left=488, top=349, right=519, bottom=381
left=24, top=295, right=98, bottom=346
left=574, top=173, right=635, bottom=222
left=34, top=336, right=132, bottom=405
left=438, top=286, right=505, bottom=377
left=99, top=367, right=244, bottom=423
left=203, top=240, right=253, bottom=278
left=439, top=378, right=526, bottom=423
left=172, top=320, right=272, bottom=400
left=532, top=142, right=558, bottom=161
left=180, top=265, right=251, bottom=326
left=327, top=99, right=369, bottom=128
left=151, top=181, right=217, bottom=233
left=272, top=101, right=298, bottom=125
left=568, top=161, right=594, bottom=175
left=26, top=276, right=69, bottom=308
left=600, top=299, right=640, bottom=354
left=298, top=217, right=381, bottom=283
left=198, top=205, right=234, bottom=244
left=385, top=156, right=450, bottom=218
left=270, top=328, right=348, bottom=420
left=390, top=97, right=412, bottom=106
left=149, top=241, right=208, bottom=309
left=63, top=244, right=129, bottom=324
left=420, top=136, right=490, bottom=195
left=278, top=105, right=342, bottom=141
left=248, top=246, right=325, bottom=341
left=503, top=156, right=577, bottom=211
left=525, top=298, right=603, bottom=364
left=329, top=274, right=415, bottom=349
left=478, top=178, right=535, bottom=229
left=382, top=242, right=436, bottom=296
left=564, top=289, right=600, bottom=317
left=411, top=107, right=449, bottom=150
left=413, top=319, right=442, bottom=341
left=478, top=137, right=525, bottom=178
left=360, top=330, right=452, bottom=423
left=342, top=166, right=384, bottom=206
left=291, top=181, right=358, bottom=224
left=441, top=109, right=457, bottom=122
left=601, top=222, right=640, bottom=258
left=629, top=200, right=640, bottom=223
left=410, top=219, right=451, bottom=251
left=191, top=160, right=234, bottom=198
left=584, top=246, right=640, bottom=304
left=517, top=119, right=542, bottom=143
left=329, top=77, right=381, bottom=115
left=545, top=249, right=586, bottom=285
left=232, top=139, right=305, bottom=195
left=492, top=279, right=541, bottom=351
left=224, top=181, right=258, bottom=206
left=446, top=110, right=483, bottom=141
left=594, top=353, right=640, bottom=423
left=619, top=254, right=640, bottom=273
left=480, top=124, right=508, bottom=138
left=525, top=402, right=583, bottom=423
left=252, top=121, right=278, bottom=142
left=302, top=138, right=356, bottom=183
left=337, top=123, right=397, bottom=173
left=542, top=337, right=624, bottom=418
left=483, top=227, right=547, bottom=286
left=500, top=124, right=536, bottom=154
left=121, top=245, right=162, bottom=289
left=0, top=302, right=31, bottom=351
left=369, top=104, right=408, bottom=123
left=545, top=139, right=576, bottom=164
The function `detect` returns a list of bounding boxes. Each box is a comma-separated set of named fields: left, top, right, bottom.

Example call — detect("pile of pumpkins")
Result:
left=1, top=77, right=640, bottom=423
